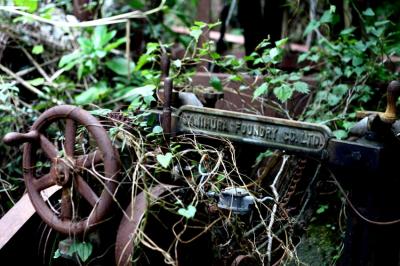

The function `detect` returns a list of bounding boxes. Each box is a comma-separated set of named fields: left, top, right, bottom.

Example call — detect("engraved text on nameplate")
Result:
left=179, top=112, right=326, bottom=150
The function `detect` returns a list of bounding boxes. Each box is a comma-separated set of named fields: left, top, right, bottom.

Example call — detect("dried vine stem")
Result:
left=0, top=0, right=166, bottom=28
left=267, top=155, right=289, bottom=265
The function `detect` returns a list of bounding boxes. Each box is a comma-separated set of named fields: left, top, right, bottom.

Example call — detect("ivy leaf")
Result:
left=316, top=204, right=329, bottom=214
left=106, top=57, right=135, bottom=76
left=122, top=85, right=155, bottom=99
left=152, top=125, right=163, bottom=134
left=32, top=45, right=44, bottom=55
left=253, top=83, right=269, bottom=99
left=269, top=48, right=280, bottom=60
left=273, top=84, right=293, bottom=102
left=327, top=93, right=341, bottom=106
left=178, top=205, right=196, bottom=219
left=352, top=56, right=363, bottom=67
left=293, top=81, right=309, bottom=94
left=189, top=27, right=203, bottom=41
left=157, top=153, right=173, bottom=168
left=340, top=27, right=355, bottom=36
left=333, top=129, right=348, bottom=140
left=303, top=20, right=320, bottom=36
left=76, top=242, right=92, bottom=262
left=363, top=8, right=375, bottom=17
left=320, top=10, right=333, bottom=24
left=298, top=52, right=309, bottom=63
left=209, top=76, right=222, bottom=91
left=275, top=38, right=288, bottom=48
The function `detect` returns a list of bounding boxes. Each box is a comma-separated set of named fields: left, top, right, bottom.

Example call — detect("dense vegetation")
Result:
left=0, top=0, right=399, bottom=265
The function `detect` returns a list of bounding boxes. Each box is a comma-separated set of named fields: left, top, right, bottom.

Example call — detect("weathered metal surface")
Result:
left=3, top=130, right=39, bottom=146
left=115, top=184, right=176, bottom=266
left=326, top=139, right=383, bottom=172
left=0, top=185, right=60, bottom=249
left=177, top=106, right=332, bottom=159
left=13, top=105, right=121, bottom=234
left=162, top=78, right=173, bottom=138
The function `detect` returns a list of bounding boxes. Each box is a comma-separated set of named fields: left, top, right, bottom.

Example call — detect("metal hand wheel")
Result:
left=4, top=105, right=120, bottom=234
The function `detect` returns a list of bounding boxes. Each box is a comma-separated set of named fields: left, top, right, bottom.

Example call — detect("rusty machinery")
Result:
left=3, top=77, right=400, bottom=265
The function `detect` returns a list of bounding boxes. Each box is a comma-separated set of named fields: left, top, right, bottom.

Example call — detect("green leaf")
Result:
left=92, top=26, right=107, bottom=49
left=275, top=38, right=288, bottom=48
left=269, top=47, right=280, bottom=60
left=362, top=8, right=375, bottom=17
left=135, top=54, right=150, bottom=71
left=28, top=78, right=44, bottom=86
left=59, top=51, right=81, bottom=69
left=316, top=204, right=329, bottom=214
left=253, top=83, right=269, bottom=99
left=129, top=0, right=144, bottom=9
left=332, top=84, right=348, bottom=96
left=298, top=52, right=308, bottom=63
left=106, top=57, right=135, bottom=76
left=320, top=10, right=333, bottom=24
left=178, top=205, right=196, bottom=219
left=340, top=27, right=355, bottom=36
left=293, top=81, right=309, bottom=94
left=32, top=45, right=44, bottom=55
left=327, top=93, right=341, bottom=106
left=76, top=242, right=92, bottom=262
left=146, top=42, right=160, bottom=55
left=333, top=129, right=347, bottom=140
left=53, top=249, right=61, bottom=259
left=152, top=125, right=163, bottom=134
left=189, top=27, right=203, bottom=41
left=254, top=150, right=273, bottom=165
left=104, top=37, right=126, bottom=52
left=75, top=82, right=109, bottom=105
left=273, top=84, right=293, bottom=102
left=352, top=56, right=363, bottom=67
left=303, top=20, right=320, bottom=36
left=157, top=152, right=173, bottom=168
left=122, top=85, right=155, bottom=99
left=209, top=75, right=222, bottom=91
left=14, top=0, right=38, bottom=12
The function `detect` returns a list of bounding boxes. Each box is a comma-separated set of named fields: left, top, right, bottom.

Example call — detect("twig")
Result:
left=267, top=155, right=289, bottom=265
left=0, top=63, right=46, bottom=98
left=20, top=47, right=57, bottom=87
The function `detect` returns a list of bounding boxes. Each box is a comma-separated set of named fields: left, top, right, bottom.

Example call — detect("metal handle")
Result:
left=380, top=80, right=400, bottom=123
left=3, top=130, right=39, bottom=146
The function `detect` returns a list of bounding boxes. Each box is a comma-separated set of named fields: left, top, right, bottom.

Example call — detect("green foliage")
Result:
left=53, top=240, right=93, bottom=262
left=298, top=5, right=399, bottom=133
left=13, top=0, right=38, bottom=13
left=59, top=26, right=125, bottom=80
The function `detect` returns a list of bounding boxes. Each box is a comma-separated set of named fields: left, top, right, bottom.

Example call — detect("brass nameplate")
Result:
left=177, top=106, right=332, bottom=158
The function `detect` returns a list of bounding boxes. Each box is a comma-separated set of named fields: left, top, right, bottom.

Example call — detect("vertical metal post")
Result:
left=162, top=78, right=173, bottom=142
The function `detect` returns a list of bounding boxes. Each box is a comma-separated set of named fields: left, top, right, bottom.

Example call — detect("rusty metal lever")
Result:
left=3, top=130, right=39, bottom=146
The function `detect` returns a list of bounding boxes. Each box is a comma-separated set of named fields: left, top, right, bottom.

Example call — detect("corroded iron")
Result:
left=115, top=184, right=176, bottom=266
left=13, top=105, right=120, bottom=234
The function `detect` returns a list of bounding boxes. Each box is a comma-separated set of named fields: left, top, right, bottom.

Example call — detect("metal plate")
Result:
left=177, top=106, right=332, bottom=159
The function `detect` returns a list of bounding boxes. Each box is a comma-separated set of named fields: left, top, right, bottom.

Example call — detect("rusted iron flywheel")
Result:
left=22, top=105, right=120, bottom=234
